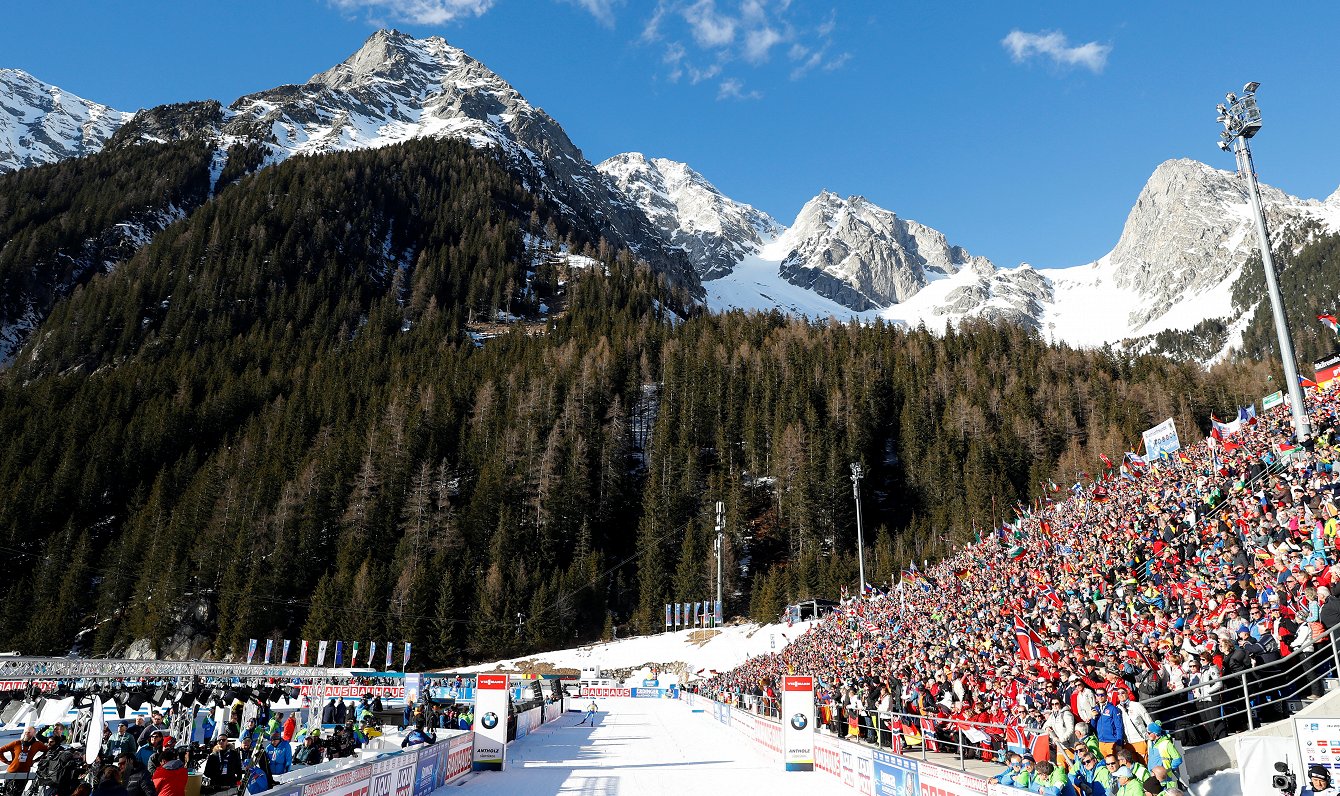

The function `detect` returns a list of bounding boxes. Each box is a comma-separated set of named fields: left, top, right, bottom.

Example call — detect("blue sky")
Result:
left=7, top=1, right=1340, bottom=268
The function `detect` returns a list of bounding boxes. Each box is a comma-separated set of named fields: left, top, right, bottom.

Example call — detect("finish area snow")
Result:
left=455, top=697, right=848, bottom=796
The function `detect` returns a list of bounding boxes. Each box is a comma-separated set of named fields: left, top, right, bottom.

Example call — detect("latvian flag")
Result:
left=1014, top=615, right=1054, bottom=661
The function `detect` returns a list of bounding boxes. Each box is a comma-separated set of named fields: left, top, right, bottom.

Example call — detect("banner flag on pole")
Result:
left=715, top=600, right=722, bottom=627
left=299, top=640, right=309, bottom=666
left=665, top=604, right=672, bottom=629
left=334, top=641, right=344, bottom=667
left=281, top=639, right=290, bottom=665
left=385, top=642, right=393, bottom=670
left=263, top=639, right=273, bottom=664
left=369, top=641, right=377, bottom=669
left=316, top=640, right=328, bottom=666
left=402, top=642, right=412, bottom=670
left=351, top=641, right=359, bottom=668
left=246, top=639, right=257, bottom=664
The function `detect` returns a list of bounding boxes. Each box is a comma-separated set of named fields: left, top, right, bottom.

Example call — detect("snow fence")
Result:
left=682, top=690, right=1001, bottom=796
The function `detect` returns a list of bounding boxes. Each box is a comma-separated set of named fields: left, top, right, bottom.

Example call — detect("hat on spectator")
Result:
left=1115, top=767, right=1133, bottom=779
left=1147, top=721, right=1163, bottom=735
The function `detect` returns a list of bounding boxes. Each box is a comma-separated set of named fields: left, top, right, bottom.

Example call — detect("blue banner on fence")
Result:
left=413, top=745, right=442, bottom=796
left=628, top=688, right=671, bottom=698
left=872, top=750, right=919, bottom=796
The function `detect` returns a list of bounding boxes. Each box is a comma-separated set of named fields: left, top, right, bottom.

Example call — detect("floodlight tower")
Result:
left=850, top=462, right=866, bottom=596
left=1217, top=82, right=1311, bottom=442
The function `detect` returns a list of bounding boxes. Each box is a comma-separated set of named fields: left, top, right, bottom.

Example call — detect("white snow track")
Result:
left=455, top=698, right=849, bottom=796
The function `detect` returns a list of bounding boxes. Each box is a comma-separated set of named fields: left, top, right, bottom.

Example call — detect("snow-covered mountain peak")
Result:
left=0, top=68, right=134, bottom=173
left=597, top=152, right=781, bottom=280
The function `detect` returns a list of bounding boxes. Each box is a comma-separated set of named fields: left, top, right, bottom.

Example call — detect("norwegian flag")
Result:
left=1014, top=615, right=1054, bottom=661
left=1039, top=586, right=1063, bottom=609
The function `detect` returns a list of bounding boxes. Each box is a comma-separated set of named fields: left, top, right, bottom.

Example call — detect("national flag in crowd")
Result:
left=1007, top=545, right=1028, bottom=560
left=1098, top=453, right=1114, bottom=469
left=1039, top=586, right=1063, bottom=609
left=1013, top=615, right=1054, bottom=661
left=1238, top=405, right=1257, bottom=425
left=953, top=568, right=971, bottom=581
left=1091, top=485, right=1110, bottom=502
left=1047, top=479, right=1060, bottom=493
left=1300, top=376, right=1319, bottom=389
left=1320, top=314, right=1339, bottom=333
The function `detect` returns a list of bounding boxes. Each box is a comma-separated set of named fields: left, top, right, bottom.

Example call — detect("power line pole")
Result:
left=1217, top=82, right=1311, bottom=442
left=715, top=501, right=724, bottom=627
left=851, top=463, right=866, bottom=596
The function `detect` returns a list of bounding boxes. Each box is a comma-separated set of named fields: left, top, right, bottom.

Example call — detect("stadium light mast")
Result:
left=1217, top=82, right=1311, bottom=442
left=714, top=501, right=724, bottom=627
left=850, top=463, right=866, bottom=596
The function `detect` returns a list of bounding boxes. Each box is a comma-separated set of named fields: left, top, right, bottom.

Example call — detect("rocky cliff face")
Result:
left=0, top=69, right=133, bottom=173
left=597, top=153, right=782, bottom=280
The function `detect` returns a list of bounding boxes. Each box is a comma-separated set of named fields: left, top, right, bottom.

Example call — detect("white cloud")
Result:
left=330, top=0, right=494, bottom=24
left=564, top=0, right=622, bottom=28
left=684, top=0, right=737, bottom=47
left=689, top=63, right=722, bottom=84
left=663, top=42, right=687, bottom=82
left=743, top=26, right=783, bottom=63
left=717, top=77, right=762, bottom=101
left=642, top=1, right=670, bottom=42
left=1001, top=29, right=1112, bottom=73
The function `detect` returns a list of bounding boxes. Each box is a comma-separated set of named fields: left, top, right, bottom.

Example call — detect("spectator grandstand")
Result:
left=697, top=386, right=1340, bottom=786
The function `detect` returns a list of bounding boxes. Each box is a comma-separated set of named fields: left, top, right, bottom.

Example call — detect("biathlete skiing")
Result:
left=577, top=700, right=598, bottom=726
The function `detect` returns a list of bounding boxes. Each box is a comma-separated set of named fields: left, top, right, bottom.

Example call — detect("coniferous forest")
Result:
left=0, top=137, right=1286, bottom=665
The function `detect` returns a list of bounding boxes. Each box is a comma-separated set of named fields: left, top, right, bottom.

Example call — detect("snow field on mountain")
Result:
left=455, top=696, right=848, bottom=796
left=455, top=620, right=811, bottom=682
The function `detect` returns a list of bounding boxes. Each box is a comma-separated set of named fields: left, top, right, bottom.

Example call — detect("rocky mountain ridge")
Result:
left=0, top=68, right=133, bottom=173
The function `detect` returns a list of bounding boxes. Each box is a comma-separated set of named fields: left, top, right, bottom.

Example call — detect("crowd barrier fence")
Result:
left=682, top=689, right=995, bottom=796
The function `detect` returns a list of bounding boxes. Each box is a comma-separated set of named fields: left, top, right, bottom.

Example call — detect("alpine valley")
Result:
left=4, top=30, right=1340, bottom=367
left=5, top=30, right=1340, bottom=663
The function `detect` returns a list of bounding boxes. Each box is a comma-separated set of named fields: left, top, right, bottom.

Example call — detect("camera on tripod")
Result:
left=1272, top=761, right=1297, bottom=795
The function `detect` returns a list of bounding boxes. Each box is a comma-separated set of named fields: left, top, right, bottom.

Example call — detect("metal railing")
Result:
left=1142, top=622, right=1339, bottom=745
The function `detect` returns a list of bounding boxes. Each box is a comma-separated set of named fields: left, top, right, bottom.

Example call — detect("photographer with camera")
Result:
left=201, top=738, right=240, bottom=795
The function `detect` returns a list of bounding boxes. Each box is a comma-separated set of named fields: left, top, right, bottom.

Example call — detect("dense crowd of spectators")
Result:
left=699, top=386, right=1340, bottom=792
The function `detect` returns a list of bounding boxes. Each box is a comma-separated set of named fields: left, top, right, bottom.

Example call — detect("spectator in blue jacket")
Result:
left=265, top=733, right=292, bottom=775
left=1093, top=690, right=1125, bottom=758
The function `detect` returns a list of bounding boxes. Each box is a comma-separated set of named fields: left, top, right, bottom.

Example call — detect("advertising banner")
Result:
left=301, top=765, right=371, bottom=796
left=386, top=642, right=393, bottom=670
left=917, top=761, right=990, bottom=795
left=1141, top=418, right=1181, bottom=461
left=1295, top=717, right=1340, bottom=780
left=814, top=733, right=841, bottom=778
left=872, top=750, right=918, bottom=796
left=581, top=687, right=632, bottom=697
left=472, top=674, right=509, bottom=771
left=317, top=641, right=328, bottom=666
left=665, top=604, right=672, bottom=629
left=444, top=734, right=473, bottom=784
left=264, top=639, right=273, bottom=665
left=404, top=674, right=422, bottom=705
left=781, top=675, right=814, bottom=771
left=1263, top=390, right=1285, bottom=410
left=300, top=640, right=309, bottom=666
left=629, top=688, right=670, bottom=698
left=412, top=744, right=442, bottom=796
left=369, top=753, right=415, bottom=796
left=282, top=639, right=291, bottom=665
left=369, top=641, right=377, bottom=669
left=247, top=639, right=258, bottom=664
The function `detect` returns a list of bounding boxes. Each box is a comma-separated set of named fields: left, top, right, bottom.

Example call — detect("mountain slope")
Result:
left=596, top=153, right=781, bottom=280
left=0, top=69, right=133, bottom=173
left=114, top=30, right=696, bottom=292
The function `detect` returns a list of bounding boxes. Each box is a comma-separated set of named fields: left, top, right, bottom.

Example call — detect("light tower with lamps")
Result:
left=1217, top=82, right=1311, bottom=442
left=850, top=462, right=866, bottom=596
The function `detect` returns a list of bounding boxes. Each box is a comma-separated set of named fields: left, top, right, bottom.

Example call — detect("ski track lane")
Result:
left=452, top=697, right=850, bottom=796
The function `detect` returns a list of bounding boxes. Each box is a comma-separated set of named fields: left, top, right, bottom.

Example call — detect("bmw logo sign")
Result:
left=790, top=713, right=808, bottom=731
left=481, top=712, right=499, bottom=730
